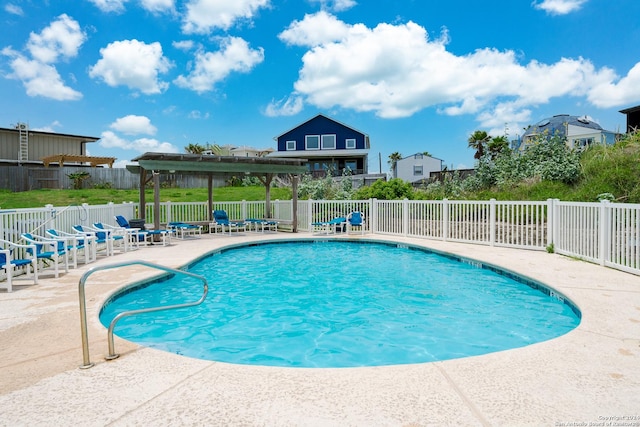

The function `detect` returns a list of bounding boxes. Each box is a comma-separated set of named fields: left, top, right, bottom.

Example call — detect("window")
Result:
left=305, top=135, right=320, bottom=150
left=345, top=160, right=357, bottom=172
left=413, top=165, right=423, bottom=176
left=345, top=138, right=356, bottom=149
left=321, top=134, right=336, bottom=149
left=286, top=140, right=296, bottom=151
left=414, top=153, right=423, bottom=159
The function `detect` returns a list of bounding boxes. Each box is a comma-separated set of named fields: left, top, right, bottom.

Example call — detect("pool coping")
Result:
left=1, top=232, right=639, bottom=426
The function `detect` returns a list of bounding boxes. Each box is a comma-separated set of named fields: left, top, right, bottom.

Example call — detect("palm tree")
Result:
left=468, top=130, right=490, bottom=160
left=388, top=152, right=402, bottom=178
left=184, top=143, right=205, bottom=154
left=488, top=136, right=509, bottom=159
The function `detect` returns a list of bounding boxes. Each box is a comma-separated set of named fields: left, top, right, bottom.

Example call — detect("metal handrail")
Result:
left=78, top=260, right=208, bottom=369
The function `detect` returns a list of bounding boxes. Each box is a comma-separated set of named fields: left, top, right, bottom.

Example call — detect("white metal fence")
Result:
left=2, top=198, right=639, bottom=276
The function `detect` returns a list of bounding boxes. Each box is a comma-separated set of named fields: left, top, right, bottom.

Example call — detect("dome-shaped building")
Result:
left=517, top=114, right=617, bottom=151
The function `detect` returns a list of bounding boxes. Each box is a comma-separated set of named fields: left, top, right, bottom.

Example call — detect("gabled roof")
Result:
left=273, top=113, right=368, bottom=140
left=522, top=114, right=606, bottom=139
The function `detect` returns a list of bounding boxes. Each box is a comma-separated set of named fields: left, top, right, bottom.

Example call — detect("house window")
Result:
left=414, top=153, right=423, bottom=159
left=286, top=140, right=296, bottom=151
left=306, top=135, right=320, bottom=150
left=345, top=160, right=357, bottom=172
left=413, top=165, right=423, bottom=176
left=345, top=138, right=356, bottom=149
left=322, top=134, right=336, bottom=149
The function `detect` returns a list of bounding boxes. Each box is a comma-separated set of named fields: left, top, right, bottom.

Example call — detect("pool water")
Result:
left=100, top=240, right=581, bottom=368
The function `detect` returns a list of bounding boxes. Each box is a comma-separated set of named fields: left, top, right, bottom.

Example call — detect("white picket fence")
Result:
left=2, top=198, right=639, bottom=276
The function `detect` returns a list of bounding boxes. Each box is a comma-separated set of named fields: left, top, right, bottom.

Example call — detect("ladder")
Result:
left=18, top=123, right=28, bottom=162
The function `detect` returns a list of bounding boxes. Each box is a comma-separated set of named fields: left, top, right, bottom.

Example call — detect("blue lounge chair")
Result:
left=347, top=211, right=366, bottom=234
left=72, top=225, right=112, bottom=257
left=20, top=233, right=70, bottom=278
left=93, top=222, right=133, bottom=252
left=168, top=222, right=202, bottom=239
left=211, top=210, right=246, bottom=234
left=114, top=216, right=171, bottom=246
left=45, top=228, right=94, bottom=267
left=312, top=217, right=346, bottom=235
left=1, top=239, right=38, bottom=292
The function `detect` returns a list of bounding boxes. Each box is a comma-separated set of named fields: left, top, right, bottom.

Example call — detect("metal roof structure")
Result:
left=128, top=152, right=308, bottom=232
left=522, top=114, right=604, bottom=140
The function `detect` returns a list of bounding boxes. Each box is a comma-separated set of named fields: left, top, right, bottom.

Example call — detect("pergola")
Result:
left=42, top=154, right=116, bottom=167
left=128, top=152, right=308, bottom=232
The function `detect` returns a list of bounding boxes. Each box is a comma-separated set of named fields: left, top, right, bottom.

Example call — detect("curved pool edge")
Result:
left=2, top=231, right=639, bottom=425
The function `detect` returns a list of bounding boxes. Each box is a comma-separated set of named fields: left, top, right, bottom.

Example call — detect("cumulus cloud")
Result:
left=279, top=11, right=351, bottom=47
left=174, top=36, right=264, bottom=93
left=277, top=12, right=631, bottom=128
left=89, top=39, right=172, bottom=94
left=182, top=0, right=270, bottom=34
left=264, top=95, right=304, bottom=117
left=587, top=63, right=640, bottom=108
left=532, top=0, right=588, bottom=15
left=5, top=3, right=24, bottom=15
left=173, top=40, right=195, bottom=51
left=1, top=14, right=85, bottom=100
left=99, top=130, right=179, bottom=153
left=110, top=115, right=158, bottom=135
left=27, top=14, right=86, bottom=63
left=87, top=0, right=129, bottom=13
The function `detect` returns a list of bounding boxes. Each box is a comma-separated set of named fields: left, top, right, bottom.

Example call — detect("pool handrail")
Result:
left=78, top=260, right=208, bottom=369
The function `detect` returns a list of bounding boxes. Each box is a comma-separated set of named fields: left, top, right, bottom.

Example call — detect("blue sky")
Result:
left=2, top=0, right=639, bottom=173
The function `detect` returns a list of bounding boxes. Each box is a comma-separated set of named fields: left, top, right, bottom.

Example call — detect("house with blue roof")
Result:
left=516, top=114, right=618, bottom=151
left=271, top=114, right=370, bottom=178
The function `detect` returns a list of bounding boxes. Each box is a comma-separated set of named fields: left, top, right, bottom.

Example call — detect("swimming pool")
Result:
left=100, top=240, right=581, bottom=368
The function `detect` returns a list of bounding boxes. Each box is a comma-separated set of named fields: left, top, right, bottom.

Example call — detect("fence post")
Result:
left=403, top=199, right=409, bottom=237
left=442, top=199, right=449, bottom=241
left=489, top=198, right=496, bottom=247
left=241, top=200, right=247, bottom=220
left=308, top=199, right=314, bottom=231
left=599, top=200, right=610, bottom=266
left=370, top=198, right=377, bottom=233
left=547, top=199, right=556, bottom=249
left=166, top=201, right=172, bottom=224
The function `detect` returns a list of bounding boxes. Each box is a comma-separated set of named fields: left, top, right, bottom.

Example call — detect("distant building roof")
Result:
left=522, top=114, right=604, bottom=140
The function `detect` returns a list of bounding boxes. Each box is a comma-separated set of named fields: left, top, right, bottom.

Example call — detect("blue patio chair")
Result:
left=20, top=233, right=70, bottom=278
left=312, top=217, right=346, bottom=235
left=72, top=225, right=112, bottom=257
left=93, top=222, right=131, bottom=252
left=346, top=211, right=366, bottom=235
left=45, top=228, right=94, bottom=267
left=211, top=210, right=246, bottom=234
left=1, top=239, right=38, bottom=292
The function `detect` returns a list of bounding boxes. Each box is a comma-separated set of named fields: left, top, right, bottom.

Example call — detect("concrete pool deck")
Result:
left=1, top=232, right=639, bottom=426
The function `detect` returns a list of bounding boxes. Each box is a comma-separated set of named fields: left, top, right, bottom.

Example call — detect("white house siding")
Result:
left=396, top=154, right=442, bottom=183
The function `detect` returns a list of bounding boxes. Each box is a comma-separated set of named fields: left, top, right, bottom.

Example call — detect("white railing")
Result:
left=2, top=198, right=640, bottom=276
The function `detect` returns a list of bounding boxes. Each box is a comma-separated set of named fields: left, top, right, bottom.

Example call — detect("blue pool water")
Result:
left=100, top=240, right=581, bottom=368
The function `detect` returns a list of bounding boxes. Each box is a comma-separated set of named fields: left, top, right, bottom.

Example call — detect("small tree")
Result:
left=67, top=171, right=90, bottom=189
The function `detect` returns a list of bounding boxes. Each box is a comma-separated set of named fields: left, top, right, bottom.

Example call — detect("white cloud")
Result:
left=173, top=40, right=195, bottom=51
left=587, top=63, right=640, bottom=108
left=27, top=14, right=86, bottom=63
left=99, top=130, right=179, bottom=153
left=31, top=121, right=63, bottom=133
left=2, top=48, right=83, bottom=100
left=140, top=0, right=175, bottom=13
left=187, top=110, right=210, bottom=119
left=264, top=95, right=304, bottom=117
left=174, top=36, right=264, bottom=93
left=89, top=39, right=172, bottom=94
left=182, top=0, right=270, bottom=34
left=87, top=0, right=129, bottom=13
left=110, top=115, right=158, bottom=135
left=308, top=0, right=356, bottom=12
left=532, top=0, right=587, bottom=15
left=279, top=14, right=624, bottom=125
left=5, top=4, right=24, bottom=15
left=279, top=11, right=351, bottom=47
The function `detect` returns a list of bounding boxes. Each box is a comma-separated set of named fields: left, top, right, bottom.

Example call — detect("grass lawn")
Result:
left=0, top=186, right=293, bottom=210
